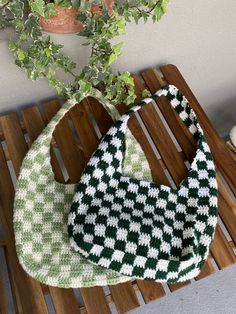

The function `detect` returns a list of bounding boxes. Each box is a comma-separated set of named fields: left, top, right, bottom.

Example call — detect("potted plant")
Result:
left=38, top=0, right=113, bottom=33
left=0, top=0, right=169, bottom=108
left=39, top=2, right=84, bottom=34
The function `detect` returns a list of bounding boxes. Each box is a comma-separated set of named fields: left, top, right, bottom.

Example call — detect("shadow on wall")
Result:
left=210, top=97, right=236, bottom=140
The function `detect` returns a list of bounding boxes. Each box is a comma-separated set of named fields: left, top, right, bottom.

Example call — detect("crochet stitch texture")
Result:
left=13, top=90, right=152, bottom=288
left=68, top=85, right=218, bottom=283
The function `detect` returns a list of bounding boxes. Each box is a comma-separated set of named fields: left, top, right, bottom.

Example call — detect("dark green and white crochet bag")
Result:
left=14, top=89, right=152, bottom=288
left=68, top=85, right=218, bottom=283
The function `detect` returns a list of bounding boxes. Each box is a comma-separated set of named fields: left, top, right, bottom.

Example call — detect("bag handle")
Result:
left=36, top=88, right=122, bottom=151
left=120, top=85, right=204, bottom=141
left=30, top=85, right=203, bottom=182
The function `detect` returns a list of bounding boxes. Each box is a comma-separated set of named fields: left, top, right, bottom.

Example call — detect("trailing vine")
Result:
left=0, top=0, right=169, bottom=105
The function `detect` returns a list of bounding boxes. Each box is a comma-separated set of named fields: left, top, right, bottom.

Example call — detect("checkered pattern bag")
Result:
left=68, top=85, right=218, bottom=283
left=14, top=88, right=153, bottom=288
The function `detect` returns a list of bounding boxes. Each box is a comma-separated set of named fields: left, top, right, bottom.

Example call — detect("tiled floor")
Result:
left=133, top=264, right=236, bottom=314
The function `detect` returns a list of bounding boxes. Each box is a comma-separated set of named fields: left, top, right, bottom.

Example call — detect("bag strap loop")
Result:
left=122, top=85, right=203, bottom=141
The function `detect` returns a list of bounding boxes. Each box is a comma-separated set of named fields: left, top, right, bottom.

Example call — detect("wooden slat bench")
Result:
left=0, top=64, right=235, bottom=314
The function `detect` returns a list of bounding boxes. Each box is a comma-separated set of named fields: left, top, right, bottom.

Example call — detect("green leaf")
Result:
left=9, top=1, right=24, bottom=19
left=116, top=17, right=126, bottom=34
left=79, top=79, right=92, bottom=95
left=55, top=0, right=72, bottom=9
left=118, top=72, right=134, bottom=86
left=25, top=14, right=42, bottom=38
left=153, top=0, right=169, bottom=22
left=44, top=4, right=57, bottom=18
left=8, top=40, right=17, bottom=51
left=44, top=48, right=51, bottom=57
left=142, top=89, right=151, bottom=98
left=16, top=49, right=26, bottom=61
left=30, top=0, right=46, bottom=17
left=113, top=42, right=124, bottom=53
left=46, top=67, right=55, bottom=79
left=108, top=42, right=124, bottom=65
left=162, top=0, right=169, bottom=13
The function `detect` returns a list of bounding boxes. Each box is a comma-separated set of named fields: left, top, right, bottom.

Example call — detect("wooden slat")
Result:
left=86, top=97, right=113, bottom=135
left=133, top=74, right=188, bottom=185
left=118, top=89, right=170, bottom=186
left=49, top=287, right=81, bottom=314
left=160, top=64, right=236, bottom=196
left=22, top=106, right=45, bottom=143
left=141, top=68, right=196, bottom=160
left=0, top=208, right=48, bottom=314
left=0, top=273, right=7, bottom=314
left=136, top=280, right=165, bottom=303
left=116, top=102, right=169, bottom=186
left=0, top=113, right=28, bottom=177
left=69, top=100, right=99, bottom=159
left=229, top=150, right=236, bottom=163
left=109, top=282, right=139, bottom=313
left=80, top=287, right=111, bottom=314
left=230, top=240, right=236, bottom=250
left=3, top=236, right=23, bottom=314
left=0, top=239, right=5, bottom=247
left=195, top=257, right=215, bottom=280
left=0, top=147, right=14, bottom=234
left=22, top=105, right=65, bottom=183
left=227, top=141, right=236, bottom=163
left=43, top=100, right=85, bottom=183
left=88, top=94, right=168, bottom=187
left=168, top=281, right=190, bottom=292
left=216, top=174, right=236, bottom=244
left=210, top=225, right=236, bottom=268
left=117, top=107, right=169, bottom=184
left=127, top=115, right=170, bottom=185
left=227, top=141, right=236, bottom=154
left=0, top=114, right=48, bottom=314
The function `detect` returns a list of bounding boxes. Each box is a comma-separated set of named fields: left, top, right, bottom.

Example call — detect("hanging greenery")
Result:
left=0, top=0, right=169, bottom=105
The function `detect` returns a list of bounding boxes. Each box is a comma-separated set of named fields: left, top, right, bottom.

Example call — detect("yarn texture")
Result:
left=68, top=85, right=218, bottom=283
left=13, top=89, right=152, bottom=288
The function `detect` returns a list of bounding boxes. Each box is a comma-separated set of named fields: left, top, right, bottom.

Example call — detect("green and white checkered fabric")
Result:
left=68, top=85, right=218, bottom=283
left=14, top=90, right=152, bottom=288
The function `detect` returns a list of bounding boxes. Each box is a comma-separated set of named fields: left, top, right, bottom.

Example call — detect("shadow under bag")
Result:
left=68, top=85, right=218, bottom=283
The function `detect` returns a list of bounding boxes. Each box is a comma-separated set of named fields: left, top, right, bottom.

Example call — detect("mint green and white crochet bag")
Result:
left=14, top=89, right=152, bottom=288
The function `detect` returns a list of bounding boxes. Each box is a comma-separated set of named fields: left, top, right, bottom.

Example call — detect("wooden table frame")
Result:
left=0, top=64, right=235, bottom=314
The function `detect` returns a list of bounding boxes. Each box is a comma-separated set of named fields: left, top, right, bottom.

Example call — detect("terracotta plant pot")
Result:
left=39, top=7, right=83, bottom=34
left=39, top=1, right=113, bottom=34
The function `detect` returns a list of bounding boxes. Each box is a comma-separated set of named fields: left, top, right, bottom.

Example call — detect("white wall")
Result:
left=0, top=0, right=236, bottom=137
